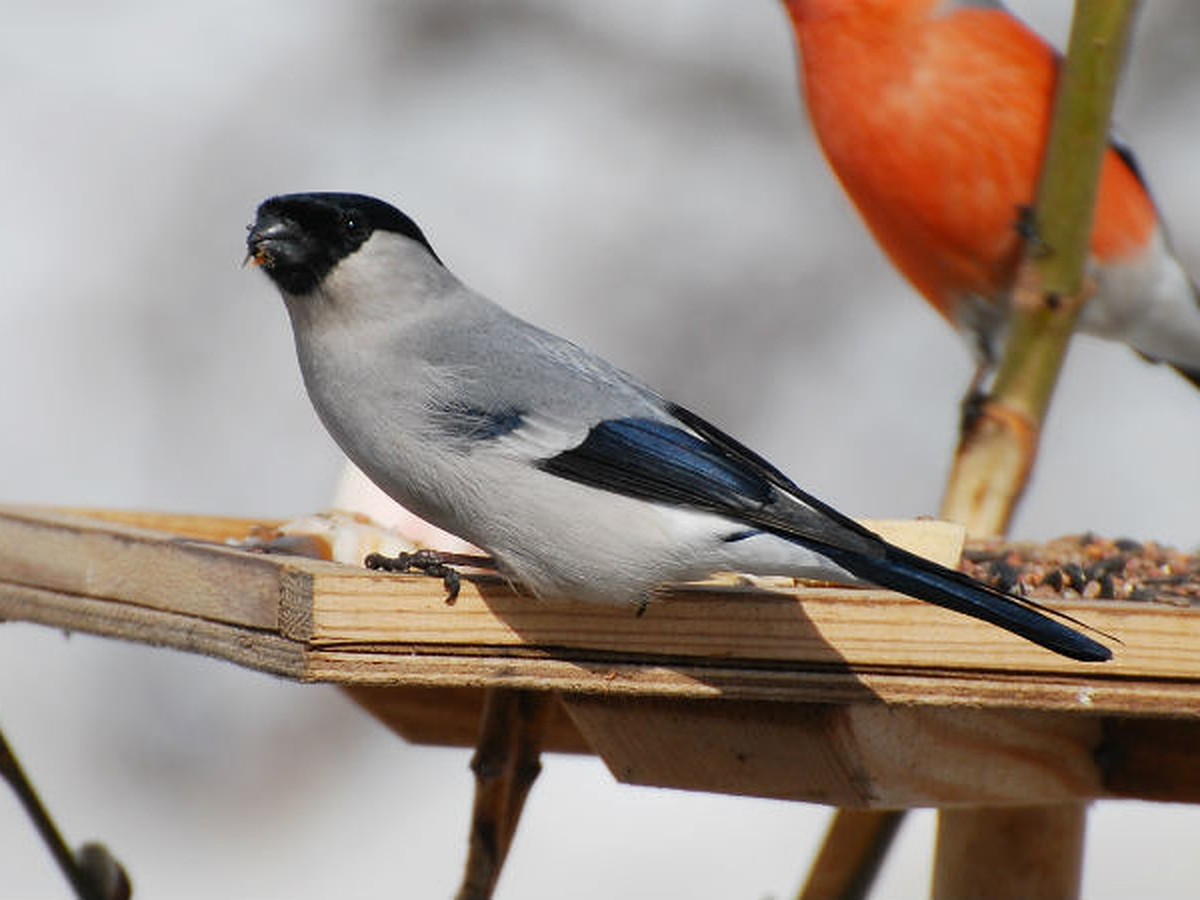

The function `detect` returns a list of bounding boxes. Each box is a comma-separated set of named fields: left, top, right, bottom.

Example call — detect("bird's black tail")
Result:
left=818, top=541, right=1113, bottom=662
left=664, top=401, right=1114, bottom=662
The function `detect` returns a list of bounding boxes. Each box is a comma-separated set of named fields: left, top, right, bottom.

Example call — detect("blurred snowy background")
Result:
left=1, top=0, right=1197, bottom=896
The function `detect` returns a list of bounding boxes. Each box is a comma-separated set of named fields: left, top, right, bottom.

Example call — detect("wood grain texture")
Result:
left=4, top=572, right=1193, bottom=721
left=1099, top=718, right=1200, bottom=804
left=292, top=582, right=1194, bottom=678
left=933, top=805, right=1087, bottom=900
left=0, top=507, right=290, bottom=629
left=0, top=502, right=1199, bottom=719
left=1, top=507, right=1199, bottom=714
left=2, top=503, right=1200, bottom=805
left=45, top=507, right=275, bottom=543
left=0, top=580, right=306, bottom=677
left=561, top=696, right=1103, bottom=807
left=341, top=685, right=590, bottom=754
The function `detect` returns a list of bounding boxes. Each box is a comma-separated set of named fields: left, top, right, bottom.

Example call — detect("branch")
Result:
left=940, top=0, right=1143, bottom=538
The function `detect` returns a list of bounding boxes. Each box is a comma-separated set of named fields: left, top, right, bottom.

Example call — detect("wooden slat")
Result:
left=1, top=591, right=1199, bottom=718
left=1, top=506, right=1199, bottom=713
left=0, top=581, right=305, bottom=678
left=562, top=697, right=1103, bottom=807
left=46, top=508, right=276, bottom=543
left=283, top=576, right=1197, bottom=678
left=4, top=504, right=1200, bottom=821
left=5, top=576, right=1199, bottom=717
left=0, top=507, right=291, bottom=629
left=301, top=650, right=1200, bottom=718
left=340, top=685, right=591, bottom=754
left=1100, top=718, right=1200, bottom=804
left=7, top=576, right=1193, bottom=806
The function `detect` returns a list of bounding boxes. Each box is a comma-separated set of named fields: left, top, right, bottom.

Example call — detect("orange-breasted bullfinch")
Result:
left=781, top=0, right=1200, bottom=387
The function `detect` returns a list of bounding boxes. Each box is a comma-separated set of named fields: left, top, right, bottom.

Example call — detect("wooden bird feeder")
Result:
left=1, top=505, right=1198, bottom=897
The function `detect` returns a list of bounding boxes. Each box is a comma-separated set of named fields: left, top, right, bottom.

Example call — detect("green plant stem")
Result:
left=941, top=0, right=1142, bottom=538
left=992, top=0, right=1143, bottom=423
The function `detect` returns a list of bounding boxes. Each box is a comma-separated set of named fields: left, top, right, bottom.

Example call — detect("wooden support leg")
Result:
left=456, top=688, right=554, bottom=900
left=797, top=809, right=905, bottom=900
left=932, top=804, right=1086, bottom=900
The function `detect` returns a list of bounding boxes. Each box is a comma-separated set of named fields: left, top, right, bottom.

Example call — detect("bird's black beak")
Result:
left=244, top=215, right=294, bottom=269
left=244, top=198, right=338, bottom=295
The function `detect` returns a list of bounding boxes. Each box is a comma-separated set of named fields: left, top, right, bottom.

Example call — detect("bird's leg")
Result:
left=364, top=549, right=495, bottom=605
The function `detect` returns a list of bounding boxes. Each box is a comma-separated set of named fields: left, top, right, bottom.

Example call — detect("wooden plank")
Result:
left=0, top=507, right=293, bottom=629
left=46, top=511, right=959, bottom=570
left=5, top=577, right=1200, bottom=805
left=0, top=580, right=305, bottom=678
left=3, top=573, right=1200, bottom=718
left=287, top=578, right=1199, bottom=678
left=313, top=650, right=1200, bottom=718
left=2, top=507, right=1200, bottom=707
left=1100, top=718, right=1200, bottom=804
left=561, top=697, right=1103, bottom=807
left=0, top=582, right=1192, bottom=720
left=10, top=504, right=1200, bottom=816
left=343, top=690, right=1200, bottom=807
left=46, top=508, right=275, bottom=543
left=340, top=685, right=590, bottom=754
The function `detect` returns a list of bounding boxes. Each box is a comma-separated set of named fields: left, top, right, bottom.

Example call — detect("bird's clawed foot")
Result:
left=366, top=549, right=466, bottom=603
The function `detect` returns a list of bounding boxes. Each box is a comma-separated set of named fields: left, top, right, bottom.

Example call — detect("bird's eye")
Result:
left=342, top=213, right=372, bottom=244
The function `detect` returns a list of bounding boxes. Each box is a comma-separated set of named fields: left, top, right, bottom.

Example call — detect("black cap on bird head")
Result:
left=246, top=192, right=441, bottom=295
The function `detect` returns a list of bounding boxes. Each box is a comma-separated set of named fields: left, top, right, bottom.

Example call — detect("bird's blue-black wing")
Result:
left=538, top=415, right=774, bottom=513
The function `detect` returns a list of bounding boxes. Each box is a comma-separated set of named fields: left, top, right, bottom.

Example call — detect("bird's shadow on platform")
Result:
left=468, top=574, right=879, bottom=704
